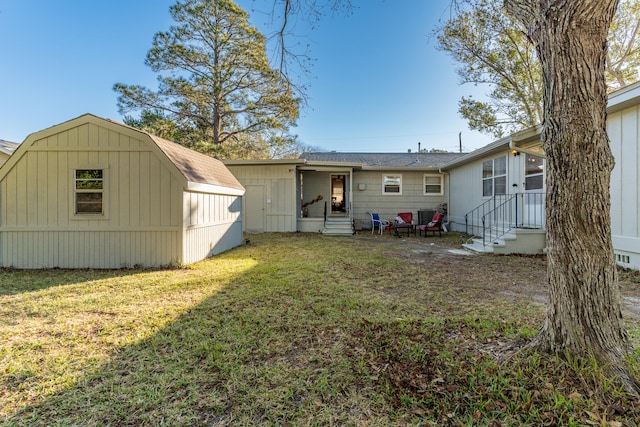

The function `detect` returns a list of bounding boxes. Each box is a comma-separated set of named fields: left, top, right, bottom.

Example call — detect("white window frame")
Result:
left=423, top=174, right=443, bottom=196
left=524, top=154, right=545, bottom=191
left=382, top=174, right=402, bottom=195
left=72, top=168, right=107, bottom=218
left=482, top=156, right=507, bottom=197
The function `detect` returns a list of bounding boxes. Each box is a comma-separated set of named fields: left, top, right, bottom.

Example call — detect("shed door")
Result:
left=245, top=185, right=265, bottom=233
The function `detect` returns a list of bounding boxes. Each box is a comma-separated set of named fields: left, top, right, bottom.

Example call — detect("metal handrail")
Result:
left=464, top=194, right=510, bottom=238
left=465, top=193, right=545, bottom=246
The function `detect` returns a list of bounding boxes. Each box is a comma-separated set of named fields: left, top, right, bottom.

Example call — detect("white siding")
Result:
left=447, top=161, right=481, bottom=232
left=447, top=149, right=521, bottom=233
left=181, top=192, right=243, bottom=264
left=608, top=106, right=640, bottom=270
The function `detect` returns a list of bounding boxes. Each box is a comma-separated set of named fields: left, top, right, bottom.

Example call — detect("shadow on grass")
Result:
left=2, top=233, right=639, bottom=426
left=2, top=235, right=384, bottom=426
left=0, top=268, right=158, bottom=296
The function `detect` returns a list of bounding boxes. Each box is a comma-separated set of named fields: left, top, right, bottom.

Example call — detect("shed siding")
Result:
left=0, top=122, right=185, bottom=268
left=608, top=106, right=640, bottom=270
left=1, top=230, right=180, bottom=269
left=181, top=192, right=243, bottom=264
left=226, top=164, right=297, bottom=232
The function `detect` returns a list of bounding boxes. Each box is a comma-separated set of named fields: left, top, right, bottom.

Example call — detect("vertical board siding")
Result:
left=0, top=121, right=188, bottom=268
left=0, top=123, right=182, bottom=230
left=1, top=230, right=180, bottom=268
left=609, top=107, right=640, bottom=239
left=608, top=106, right=640, bottom=270
left=226, top=164, right=297, bottom=232
left=182, top=192, right=242, bottom=264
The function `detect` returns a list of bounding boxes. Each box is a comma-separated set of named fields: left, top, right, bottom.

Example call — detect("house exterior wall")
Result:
left=351, top=170, right=448, bottom=227
left=226, top=163, right=297, bottom=232
left=300, top=170, right=330, bottom=217
left=608, top=105, right=640, bottom=270
left=447, top=148, right=522, bottom=233
left=0, top=122, right=184, bottom=268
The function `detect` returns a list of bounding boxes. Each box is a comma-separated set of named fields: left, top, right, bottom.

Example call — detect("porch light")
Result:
left=512, top=149, right=520, bottom=156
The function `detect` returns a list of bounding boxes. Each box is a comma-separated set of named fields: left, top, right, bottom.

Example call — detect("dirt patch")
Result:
left=357, top=232, right=640, bottom=322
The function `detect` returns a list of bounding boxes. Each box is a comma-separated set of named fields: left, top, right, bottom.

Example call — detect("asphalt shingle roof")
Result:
left=151, top=135, right=244, bottom=191
left=299, top=152, right=467, bottom=168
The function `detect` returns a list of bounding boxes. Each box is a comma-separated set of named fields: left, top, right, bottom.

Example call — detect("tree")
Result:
left=114, top=0, right=300, bottom=159
left=437, top=0, right=640, bottom=138
left=436, top=0, right=543, bottom=138
left=270, top=0, right=640, bottom=392
left=505, top=0, right=639, bottom=393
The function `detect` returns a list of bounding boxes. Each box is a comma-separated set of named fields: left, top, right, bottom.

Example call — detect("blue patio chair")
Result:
left=369, top=212, right=390, bottom=234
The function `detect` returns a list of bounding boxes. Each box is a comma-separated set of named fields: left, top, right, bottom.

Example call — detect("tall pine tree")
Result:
left=114, top=0, right=299, bottom=159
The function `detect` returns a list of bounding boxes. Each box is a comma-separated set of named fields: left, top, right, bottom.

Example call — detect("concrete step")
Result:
left=462, top=242, right=494, bottom=253
left=322, top=218, right=353, bottom=235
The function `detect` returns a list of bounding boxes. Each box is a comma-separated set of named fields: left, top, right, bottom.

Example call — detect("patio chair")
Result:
left=393, top=212, right=414, bottom=236
left=418, top=212, right=444, bottom=237
left=369, top=212, right=391, bottom=234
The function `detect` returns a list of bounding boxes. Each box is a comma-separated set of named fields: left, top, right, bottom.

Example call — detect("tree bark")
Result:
left=504, top=0, right=639, bottom=393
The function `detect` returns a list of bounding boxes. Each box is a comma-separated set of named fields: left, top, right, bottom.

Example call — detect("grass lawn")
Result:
left=1, top=232, right=639, bottom=426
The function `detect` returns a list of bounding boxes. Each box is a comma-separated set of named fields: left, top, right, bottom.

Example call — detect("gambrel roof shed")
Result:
left=0, top=114, right=244, bottom=268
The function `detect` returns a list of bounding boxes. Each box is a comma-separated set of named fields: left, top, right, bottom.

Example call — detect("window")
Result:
left=482, top=156, right=507, bottom=197
left=525, top=154, right=544, bottom=190
left=382, top=174, right=402, bottom=195
left=75, top=169, right=103, bottom=214
left=423, top=174, right=443, bottom=195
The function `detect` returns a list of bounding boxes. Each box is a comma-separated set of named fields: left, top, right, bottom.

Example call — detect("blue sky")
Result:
left=0, top=0, right=493, bottom=153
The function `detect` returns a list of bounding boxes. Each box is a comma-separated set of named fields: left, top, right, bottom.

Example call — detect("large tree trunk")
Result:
left=504, top=0, right=639, bottom=393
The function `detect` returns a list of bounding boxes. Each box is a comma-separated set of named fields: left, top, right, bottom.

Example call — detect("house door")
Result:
left=331, top=174, right=346, bottom=213
left=522, top=154, right=545, bottom=228
left=245, top=185, right=265, bottom=232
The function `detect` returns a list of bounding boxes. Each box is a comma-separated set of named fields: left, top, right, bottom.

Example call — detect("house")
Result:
left=440, top=127, right=547, bottom=255
left=441, top=81, right=640, bottom=270
left=224, top=151, right=465, bottom=234
left=0, top=139, right=19, bottom=167
left=0, top=114, right=245, bottom=269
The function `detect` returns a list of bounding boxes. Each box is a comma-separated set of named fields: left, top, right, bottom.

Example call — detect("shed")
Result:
left=0, top=114, right=244, bottom=268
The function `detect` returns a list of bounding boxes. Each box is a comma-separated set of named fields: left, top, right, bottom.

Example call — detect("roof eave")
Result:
left=440, top=135, right=513, bottom=170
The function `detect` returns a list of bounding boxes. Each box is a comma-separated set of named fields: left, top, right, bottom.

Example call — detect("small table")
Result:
left=393, top=222, right=415, bottom=236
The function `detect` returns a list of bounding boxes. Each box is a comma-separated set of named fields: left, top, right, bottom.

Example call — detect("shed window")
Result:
left=482, top=156, right=507, bottom=197
left=423, top=174, right=443, bottom=195
left=382, top=174, right=402, bottom=195
left=75, top=169, right=103, bottom=214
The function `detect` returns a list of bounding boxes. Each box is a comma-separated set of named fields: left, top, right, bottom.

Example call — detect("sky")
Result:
left=0, top=0, right=493, bottom=153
